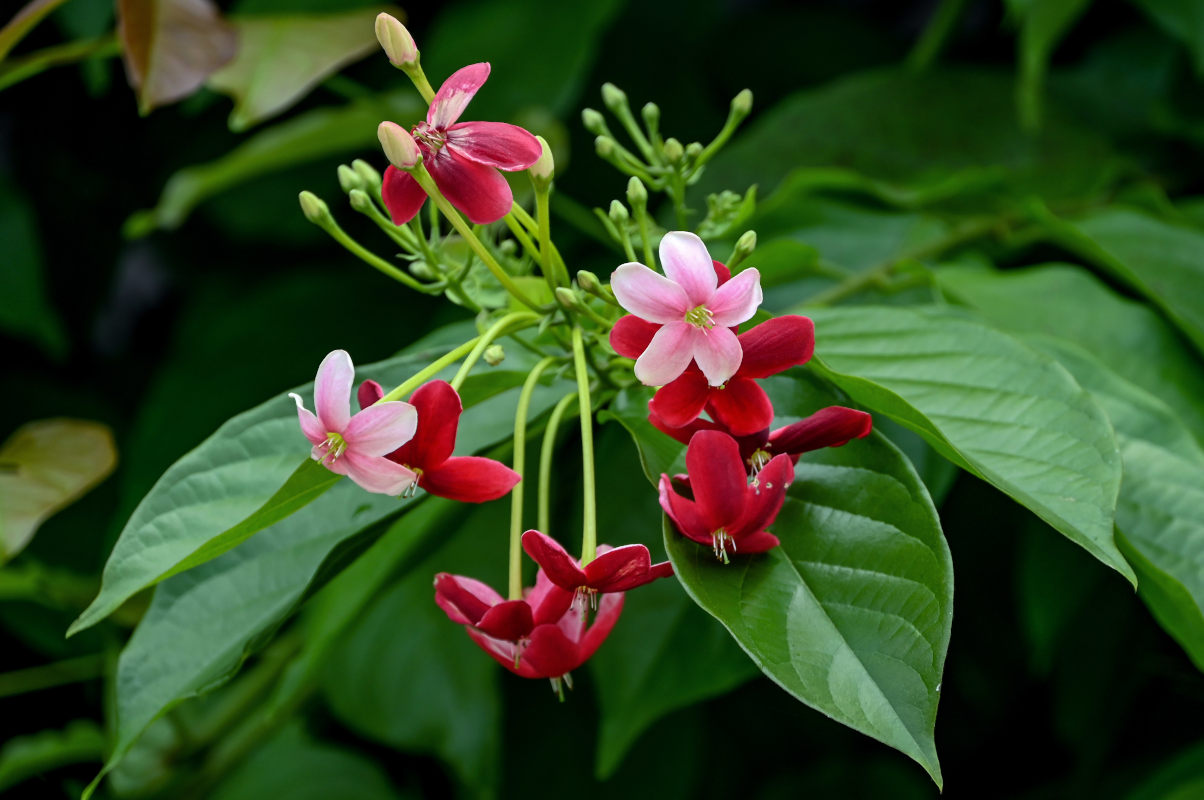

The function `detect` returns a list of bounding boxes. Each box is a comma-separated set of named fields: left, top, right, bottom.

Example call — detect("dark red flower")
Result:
left=358, top=379, right=520, bottom=502
left=650, top=405, right=873, bottom=473
left=521, top=530, right=673, bottom=601
left=613, top=314, right=815, bottom=435
left=434, top=571, right=572, bottom=640
left=381, top=62, right=542, bottom=225
left=659, top=430, right=795, bottom=562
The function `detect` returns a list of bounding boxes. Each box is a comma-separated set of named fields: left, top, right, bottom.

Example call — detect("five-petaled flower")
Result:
left=358, top=379, right=520, bottom=502
left=290, top=350, right=419, bottom=495
left=521, top=530, right=673, bottom=605
left=610, top=231, right=762, bottom=388
left=613, top=314, right=815, bottom=435
left=381, top=62, right=542, bottom=225
left=659, top=430, right=794, bottom=563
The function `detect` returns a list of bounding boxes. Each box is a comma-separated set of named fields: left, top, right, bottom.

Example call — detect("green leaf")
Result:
left=1043, top=207, right=1204, bottom=356
left=212, top=722, right=405, bottom=800
left=0, top=0, right=72, bottom=60
left=117, top=0, right=237, bottom=113
left=800, top=305, right=1130, bottom=582
left=598, top=385, right=684, bottom=484
left=1006, top=0, right=1093, bottom=129
left=1129, top=0, right=1204, bottom=75
left=208, top=7, right=393, bottom=131
left=665, top=370, right=953, bottom=787
left=0, top=419, right=116, bottom=563
left=1128, top=740, right=1204, bottom=800
left=0, top=178, right=67, bottom=357
left=936, top=262, right=1204, bottom=444
left=0, top=720, right=105, bottom=792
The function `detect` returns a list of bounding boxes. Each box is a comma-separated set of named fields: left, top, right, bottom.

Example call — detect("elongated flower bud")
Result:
left=626, top=176, right=647, bottom=208
left=663, top=137, right=684, bottom=163
left=735, top=229, right=757, bottom=257
left=348, top=189, right=373, bottom=213
left=298, top=191, right=331, bottom=224
left=577, top=270, right=601, bottom=293
left=352, top=158, right=382, bottom=190
left=601, top=82, right=628, bottom=114
left=731, top=89, right=753, bottom=119
left=375, top=13, right=418, bottom=66
left=378, top=121, right=421, bottom=169
left=608, top=199, right=629, bottom=224
left=529, top=135, right=554, bottom=185
left=582, top=108, right=607, bottom=135
left=641, top=102, right=660, bottom=129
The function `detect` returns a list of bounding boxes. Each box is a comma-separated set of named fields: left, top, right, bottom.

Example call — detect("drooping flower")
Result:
left=612, top=314, right=815, bottom=435
left=650, top=405, right=873, bottom=473
left=521, top=530, right=673, bottom=603
left=357, top=379, right=520, bottom=501
left=434, top=572, right=571, bottom=640
left=610, top=231, right=762, bottom=387
left=381, top=62, right=542, bottom=225
left=289, top=350, right=419, bottom=495
left=659, top=430, right=794, bottom=563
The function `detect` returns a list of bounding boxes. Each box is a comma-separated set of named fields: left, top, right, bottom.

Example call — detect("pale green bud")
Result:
left=298, top=191, right=331, bottom=224
left=608, top=199, right=629, bottom=223
left=582, top=108, right=607, bottom=135
left=352, top=159, right=382, bottom=189
left=663, top=137, right=684, bottom=163
left=338, top=164, right=363, bottom=194
left=375, top=13, right=418, bottom=66
left=378, top=121, right=421, bottom=169
left=595, top=136, right=615, bottom=158
left=409, top=261, right=436, bottom=280
left=529, top=134, right=554, bottom=184
left=731, top=89, right=753, bottom=118
left=601, top=82, right=628, bottom=113
left=576, top=270, right=601, bottom=293
left=685, top=142, right=703, bottom=160
left=483, top=345, right=506, bottom=366
left=554, top=286, right=582, bottom=311
left=735, top=229, right=757, bottom=256
left=348, top=189, right=373, bottom=214
left=641, top=102, right=660, bottom=129
left=626, top=176, right=648, bottom=208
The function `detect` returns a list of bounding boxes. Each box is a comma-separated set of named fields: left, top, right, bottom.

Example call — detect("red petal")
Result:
left=736, top=316, right=815, bottom=379
left=434, top=572, right=502, bottom=626
left=583, top=544, right=653, bottom=592
left=658, top=474, right=712, bottom=544
left=736, top=531, right=781, bottom=554
left=527, top=569, right=575, bottom=625
left=382, top=165, right=428, bottom=224
left=649, top=411, right=724, bottom=446
left=769, top=407, right=873, bottom=454
left=609, top=315, right=659, bottom=359
left=465, top=628, right=535, bottom=677
left=420, top=456, right=520, bottom=503
left=393, top=380, right=461, bottom=470
left=522, top=530, right=587, bottom=591
left=686, top=431, right=749, bottom=529
left=706, top=377, right=774, bottom=436
left=712, top=260, right=732, bottom=286
left=476, top=600, right=534, bottom=640
left=521, top=622, right=582, bottom=678
left=649, top=370, right=711, bottom=429
left=446, top=121, right=542, bottom=170
left=578, top=591, right=625, bottom=663
left=357, top=379, right=384, bottom=410
left=425, top=148, right=513, bottom=224
left=732, top=454, right=794, bottom=541
left=648, top=560, right=675, bottom=580
left=428, top=62, right=490, bottom=128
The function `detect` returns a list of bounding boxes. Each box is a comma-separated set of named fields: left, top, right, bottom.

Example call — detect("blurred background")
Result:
left=3, top=0, right=1204, bottom=797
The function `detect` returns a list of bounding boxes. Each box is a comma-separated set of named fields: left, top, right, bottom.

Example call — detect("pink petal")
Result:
left=465, top=628, right=533, bottom=678
left=343, top=401, right=418, bottom=457
left=425, top=147, right=513, bottom=224
left=357, top=379, right=384, bottom=410
left=338, top=450, right=417, bottom=495
left=419, top=456, right=520, bottom=503
left=609, top=315, right=659, bottom=359
left=584, top=544, right=656, bottom=592
left=708, top=268, right=763, bottom=327
left=314, top=350, right=354, bottom=432
left=446, top=121, right=542, bottom=170
left=522, top=531, right=587, bottom=591
left=428, top=62, right=491, bottom=129
left=686, top=431, right=748, bottom=529
left=610, top=263, right=691, bottom=324
left=434, top=572, right=503, bottom=625
left=691, top=325, right=743, bottom=387
left=707, top=377, right=774, bottom=436
left=770, top=407, right=873, bottom=454
left=648, top=370, right=711, bottom=429
left=289, top=393, right=325, bottom=446
left=736, top=316, right=815, bottom=379
left=659, top=231, right=717, bottom=307
left=635, top=322, right=699, bottom=386
left=392, top=380, right=461, bottom=470
left=381, top=165, right=429, bottom=225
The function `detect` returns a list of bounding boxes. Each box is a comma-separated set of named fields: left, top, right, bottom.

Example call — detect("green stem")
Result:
left=449, top=312, right=540, bottom=391
left=570, top=328, right=598, bottom=565
left=401, top=61, right=436, bottom=103
left=503, top=214, right=543, bottom=266
left=633, top=203, right=656, bottom=268
left=550, top=193, right=615, bottom=247
left=316, top=214, right=443, bottom=294
left=0, top=34, right=119, bottom=92
left=0, top=654, right=105, bottom=698
left=906, top=0, right=967, bottom=72
left=409, top=165, right=546, bottom=311
left=537, top=392, right=579, bottom=535
left=535, top=187, right=569, bottom=287
left=381, top=338, right=482, bottom=402
left=510, top=357, right=559, bottom=598
left=512, top=201, right=570, bottom=282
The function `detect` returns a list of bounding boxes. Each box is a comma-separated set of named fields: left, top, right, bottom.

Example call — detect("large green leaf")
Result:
left=800, top=305, right=1130, bottom=582
left=1129, top=0, right=1204, bottom=75
left=665, top=371, right=953, bottom=787
left=1128, top=740, right=1204, bottom=800
left=208, top=7, right=393, bottom=131
left=1046, top=207, right=1204, bottom=355
left=936, top=262, right=1204, bottom=444
left=0, top=178, right=67, bottom=356
left=598, top=385, right=684, bottom=484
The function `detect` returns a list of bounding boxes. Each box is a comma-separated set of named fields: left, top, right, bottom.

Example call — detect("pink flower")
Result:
left=381, top=62, right=542, bottom=225
left=610, top=232, right=762, bottom=387
left=521, top=530, right=673, bottom=602
left=358, top=379, right=520, bottom=502
left=289, top=350, right=419, bottom=495
left=612, top=314, right=815, bottom=435
left=434, top=572, right=571, bottom=640
left=658, top=430, right=794, bottom=563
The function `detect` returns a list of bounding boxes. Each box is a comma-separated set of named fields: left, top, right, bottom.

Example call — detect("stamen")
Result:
left=747, top=448, right=772, bottom=477
left=712, top=530, right=734, bottom=564
left=574, top=586, right=599, bottom=611
left=684, top=304, right=716, bottom=330
left=320, top=433, right=347, bottom=464
left=400, top=466, right=423, bottom=498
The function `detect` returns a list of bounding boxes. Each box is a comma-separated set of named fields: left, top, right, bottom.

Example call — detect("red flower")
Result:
left=434, top=571, right=572, bottom=640
left=358, top=379, right=520, bottom=502
left=382, top=62, right=542, bottom=225
left=612, top=314, right=815, bottom=435
left=650, top=405, right=873, bottom=473
left=659, top=430, right=795, bottom=563
left=521, top=530, right=673, bottom=601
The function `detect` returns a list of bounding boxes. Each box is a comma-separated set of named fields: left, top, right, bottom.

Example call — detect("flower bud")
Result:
left=595, top=136, right=615, bottom=159
left=529, top=134, right=554, bottom=184
left=582, top=108, right=607, bottom=135
left=348, top=188, right=373, bottom=214
left=734, top=229, right=757, bottom=257
left=484, top=345, right=506, bottom=366
left=554, top=286, right=582, bottom=311
left=298, top=191, right=331, bottom=224
left=601, top=82, right=628, bottom=113
left=577, top=269, right=601, bottom=293
left=338, top=164, right=363, bottom=194
left=352, top=158, right=382, bottom=189
left=685, top=142, right=703, bottom=161
left=608, top=199, right=629, bottom=224
left=378, top=121, right=421, bottom=169
left=641, top=102, right=660, bottom=129
left=663, top=137, right=684, bottom=163
left=410, top=260, right=436, bottom=280
left=375, top=13, right=418, bottom=67
left=731, top=89, right=753, bottom=119
left=626, top=176, right=648, bottom=208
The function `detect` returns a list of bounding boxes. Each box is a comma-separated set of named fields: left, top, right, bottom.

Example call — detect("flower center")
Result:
left=684, top=304, right=715, bottom=330
left=712, top=529, right=737, bottom=564
left=319, top=432, right=348, bottom=464
left=748, top=448, right=773, bottom=476
left=574, top=586, right=599, bottom=611
left=412, top=120, right=447, bottom=154
left=401, top=466, right=423, bottom=498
